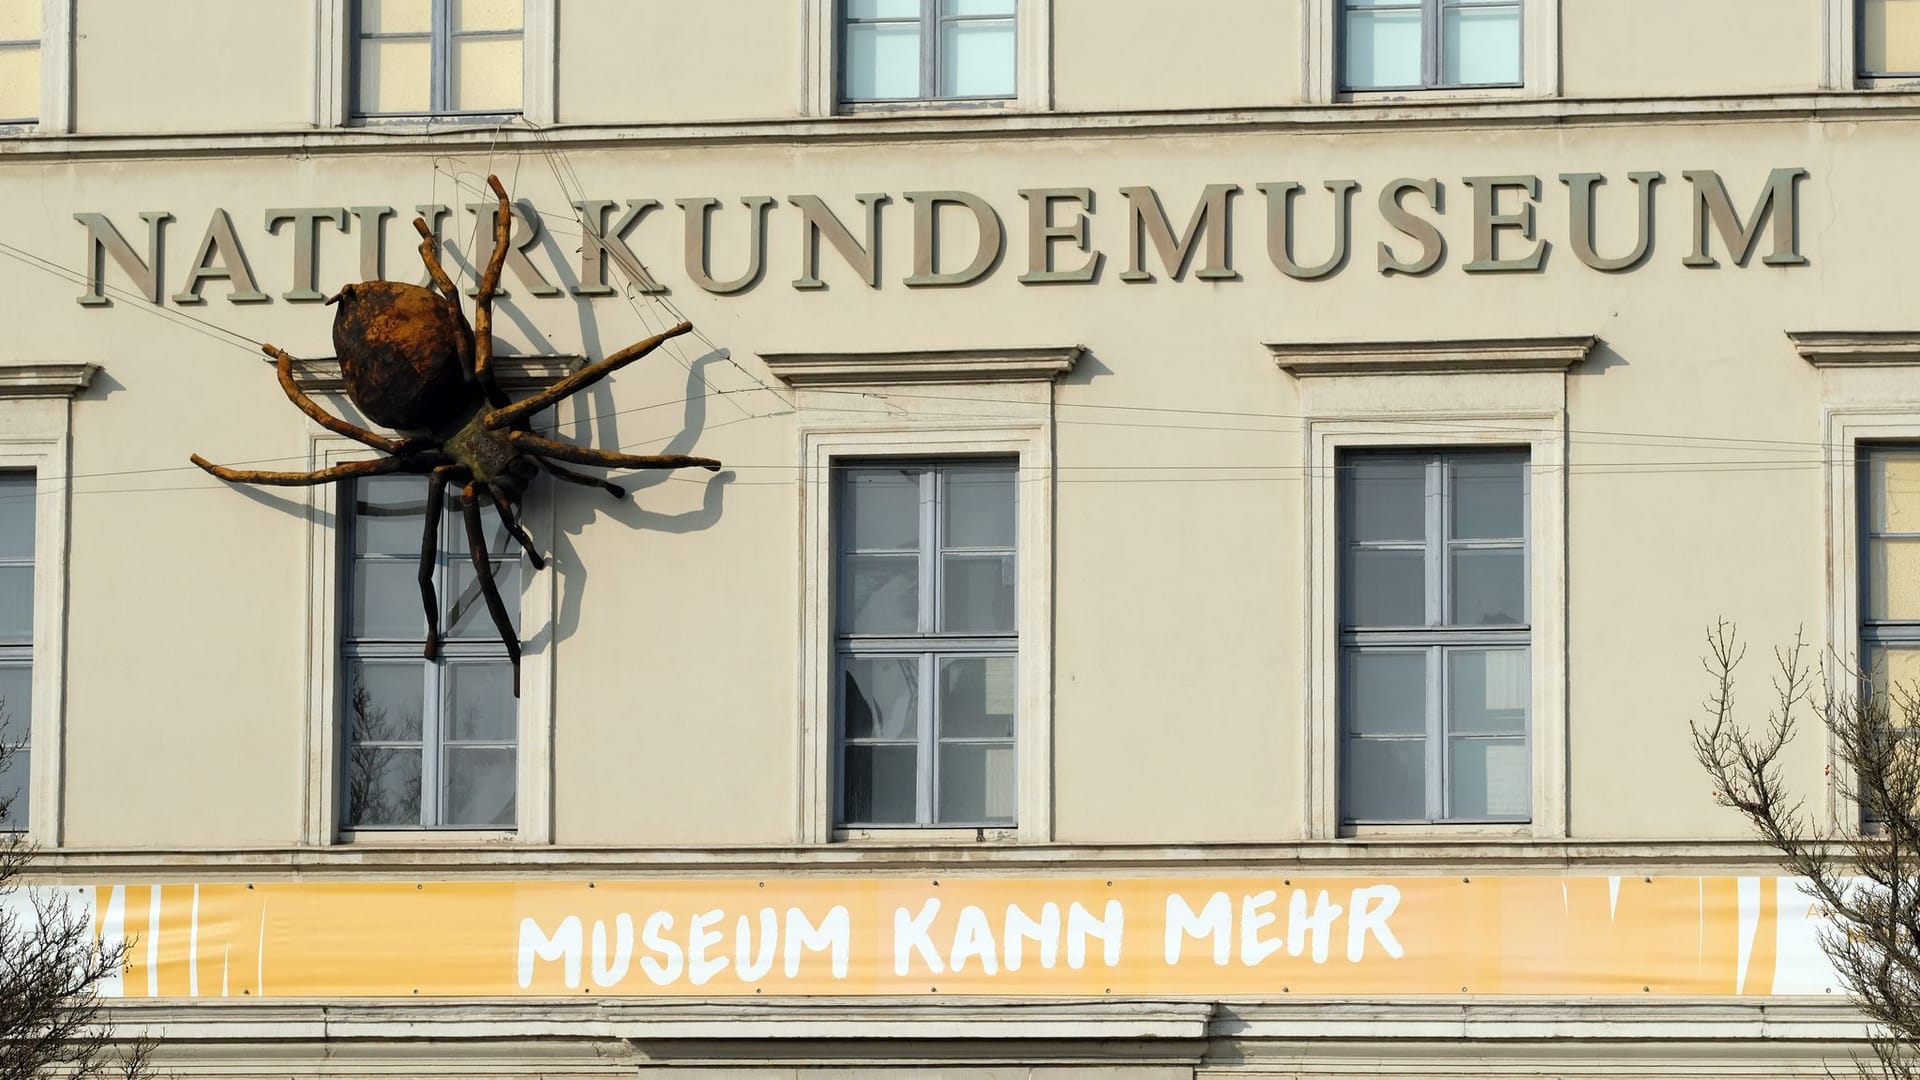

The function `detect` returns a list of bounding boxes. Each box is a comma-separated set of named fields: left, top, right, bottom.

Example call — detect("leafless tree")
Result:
left=1693, top=620, right=1920, bottom=1080
left=0, top=707, right=152, bottom=1080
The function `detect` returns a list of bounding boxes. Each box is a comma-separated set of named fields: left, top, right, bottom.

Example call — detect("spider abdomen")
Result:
left=330, top=281, right=479, bottom=432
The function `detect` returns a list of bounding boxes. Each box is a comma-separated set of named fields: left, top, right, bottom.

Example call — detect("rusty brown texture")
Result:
left=189, top=174, right=722, bottom=698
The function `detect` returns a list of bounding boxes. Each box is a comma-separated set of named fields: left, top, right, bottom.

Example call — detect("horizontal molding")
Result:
left=288, top=354, right=581, bottom=392
left=1788, top=330, right=1920, bottom=367
left=762, top=347, right=1083, bottom=386
left=0, top=362, right=97, bottom=398
left=7, top=93, right=1920, bottom=160
left=16, top=838, right=1808, bottom=880
left=1269, top=336, right=1599, bottom=377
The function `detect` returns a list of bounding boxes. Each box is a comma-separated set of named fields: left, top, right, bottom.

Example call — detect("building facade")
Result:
left=0, top=0, right=1915, bottom=1076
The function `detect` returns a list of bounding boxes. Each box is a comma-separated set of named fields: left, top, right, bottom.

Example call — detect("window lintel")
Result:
left=762, top=346, right=1083, bottom=387
left=289, top=354, right=578, bottom=393
left=0, top=363, right=96, bottom=399
left=1269, top=336, right=1597, bottom=378
left=1790, top=330, right=1920, bottom=367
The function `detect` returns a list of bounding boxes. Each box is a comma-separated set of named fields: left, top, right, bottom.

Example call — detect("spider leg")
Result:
left=461, top=482, right=522, bottom=698
left=190, top=453, right=416, bottom=486
left=471, top=175, right=513, bottom=408
left=507, top=430, right=720, bottom=472
left=411, top=216, right=464, bottom=305
left=260, top=344, right=426, bottom=455
left=418, top=465, right=464, bottom=662
left=485, top=484, right=546, bottom=571
left=536, top=459, right=625, bottom=500
left=482, top=322, right=695, bottom=430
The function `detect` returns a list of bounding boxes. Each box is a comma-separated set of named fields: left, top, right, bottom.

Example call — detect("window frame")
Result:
left=0, top=0, right=73, bottom=134
left=0, top=473, right=32, bottom=832
left=833, top=460, right=1021, bottom=829
left=1335, top=0, right=1525, bottom=93
left=302, top=434, right=556, bottom=845
left=805, top=0, right=1051, bottom=116
left=318, top=0, right=555, bottom=127
left=1337, top=449, right=1533, bottom=826
left=839, top=0, right=1018, bottom=107
left=1304, top=0, right=1556, bottom=103
left=1853, top=0, right=1920, bottom=85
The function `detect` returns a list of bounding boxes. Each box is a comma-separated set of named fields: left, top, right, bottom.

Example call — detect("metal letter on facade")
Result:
left=1463, top=176, right=1547, bottom=273
left=265, top=207, right=349, bottom=302
left=1561, top=172, right=1661, bottom=273
left=1681, top=168, right=1810, bottom=269
left=465, top=200, right=562, bottom=297
left=1017, top=188, right=1102, bottom=284
left=350, top=206, right=396, bottom=282
left=678, top=196, right=777, bottom=295
left=572, top=198, right=667, bottom=296
left=790, top=193, right=888, bottom=290
left=1117, top=184, right=1240, bottom=283
left=903, top=191, right=1005, bottom=288
left=73, top=210, right=173, bottom=306
left=171, top=209, right=270, bottom=305
left=1257, top=180, right=1358, bottom=281
left=1377, top=179, right=1446, bottom=277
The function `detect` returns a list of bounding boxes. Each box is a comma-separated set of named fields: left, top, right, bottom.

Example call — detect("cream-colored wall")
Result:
left=1052, top=0, right=1303, bottom=111
left=1562, top=0, right=1823, bottom=99
left=554, top=0, right=803, bottom=124
left=0, top=114, right=1867, bottom=850
left=71, top=1, right=313, bottom=135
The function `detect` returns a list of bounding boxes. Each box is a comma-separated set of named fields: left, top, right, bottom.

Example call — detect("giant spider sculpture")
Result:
left=192, top=175, right=719, bottom=696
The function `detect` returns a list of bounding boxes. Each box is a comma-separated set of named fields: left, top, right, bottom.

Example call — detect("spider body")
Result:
left=191, top=175, right=720, bottom=697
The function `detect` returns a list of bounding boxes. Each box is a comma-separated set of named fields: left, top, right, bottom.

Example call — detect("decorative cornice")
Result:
left=1788, top=330, right=1920, bottom=367
left=761, top=346, right=1084, bottom=386
left=287, top=354, right=581, bottom=392
left=0, top=362, right=97, bottom=399
left=1268, top=336, right=1599, bottom=377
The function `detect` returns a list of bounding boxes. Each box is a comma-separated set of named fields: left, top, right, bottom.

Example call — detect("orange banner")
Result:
left=83, top=874, right=1836, bottom=999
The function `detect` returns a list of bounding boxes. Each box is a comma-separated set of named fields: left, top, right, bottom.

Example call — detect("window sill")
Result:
left=1339, top=824, right=1534, bottom=841
left=836, top=98, right=1022, bottom=118
left=344, top=113, right=524, bottom=132
left=1338, top=85, right=1537, bottom=105
left=834, top=827, right=1021, bottom=845
left=335, top=829, right=519, bottom=846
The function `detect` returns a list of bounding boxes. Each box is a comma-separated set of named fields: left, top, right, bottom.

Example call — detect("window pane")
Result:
left=0, top=665, right=27, bottom=745
left=939, top=18, right=1016, bottom=97
left=1451, top=547, right=1525, bottom=625
left=1447, top=647, right=1528, bottom=733
left=0, top=746, right=25, bottom=830
left=0, top=477, right=29, bottom=562
left=451, top=0, right=521, bottom=32
left=1871, top=644, right=1920, bottom=705
left=1348, top=650, right=1426, bottom=735
left=348, top=662, right=424, bottom=741
left=944, top=0, right=1015, bottom=15
left=345, top=746, right=422, bottom=827
left=938, top=743, right=1014, bottom=823
left=1347, top=458, right=1425, bottom=542
left=0, top=0, right=37, bottom=40
left=843, top=744, right=917, bottom=823
left=447, top=559, right=519, bottom=637
left=1865, top=0, right=1920, bottom=73
left=358, top=36, right=431, bottom=114
left=843, top=469, right=921, bottom=552
left=352, top=559, right=424, bottom=638
left=1344, top=547, right=1425, bottom=626
left=354, top=477, right=426, bottom=556
left=1449, top=737, right=1529, bottom=818
left=843, top=655, right=919, bottom=740
left=444, top=746, right=515, bottom=827
left=1345, top=737, right=1426, bottom=820
left=359, top=0, right=431, bottom=34
left=944, top=467, right=1015, bottom=549
left=446, top=663, right=514, bottom=740
left=1451, top=458, right=1523, bottom=540
left=1870, top=538, right=1920, bottom=620
left=840, top=553, right=919, bottom=634
left=1343, top=7, right=1422, bottom=89
left=847, top=0, right=922, bottom=18
left=450, top=33, right=522, bottom=113
left=0, top=44, right=36, bottom=121
left=939, top=655, right=1015, bottom=738
left=1441, top=3, right=1520, bottom=85
left=1870, top=450, right=1920, bottom=533
left=0, top=565, right=31, bottom=645
left=942, top=553, right=1015, bottom=632
left=845, top=22, right=922, bottom=100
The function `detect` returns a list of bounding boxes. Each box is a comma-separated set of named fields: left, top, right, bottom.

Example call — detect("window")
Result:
left=341, top=476, right=518, bottom=831
left=835, top=462, right=1017, bottom=827
left=1339, top=450, right=1530, bottom=824
left=0, top=0, right=37, bottom=124
left=841, top=0, right=1017, bottom=105
left=0, top=474, right=30, bottom=830
left=1860, top=0, right=1920, bottom=81
left=1862, top=448, right=1920, bottom=703
left=1340, top=0, right=1521, bottom=91
left=352, top=0, right=522, bottom=119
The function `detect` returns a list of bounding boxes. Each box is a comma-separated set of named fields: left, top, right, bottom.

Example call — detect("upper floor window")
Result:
left=835, top=462, right=1017, bottom=828
left=0, top=474, right=30, bottom=830
left=1339, top=450, right=1530, bottom=825
left=1860, top=0, right=1920, bottom=82
left=0, top=0, right=38, bottom=124
left=841, top=0, right=1016, bottom=105
left=342, top=476, right=518, bottom=831
left=353, top=0, right=522, bottom=119
left=1863, top=447, right=1920, bottom=705
left=1340, top=0, right=1521, bottom=91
